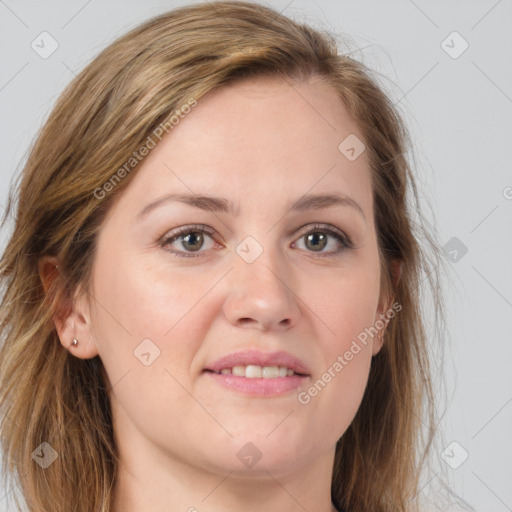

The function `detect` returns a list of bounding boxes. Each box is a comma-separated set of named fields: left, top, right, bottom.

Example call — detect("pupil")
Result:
left=306, top=232, right=326, bottom=251
left=183, top=232, right=203, bottom=251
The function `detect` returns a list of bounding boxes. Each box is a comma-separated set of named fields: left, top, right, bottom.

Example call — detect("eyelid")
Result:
left=160, top=222, right=353, bottom=258
left=159, top=224, right=217, bottom=243
left=159, top=224, right=220, bottom=259
left=293, top=223, right=353, bottom=249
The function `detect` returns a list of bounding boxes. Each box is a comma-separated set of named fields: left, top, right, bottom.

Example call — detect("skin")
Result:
left=40, top=75, right=394, bottom=512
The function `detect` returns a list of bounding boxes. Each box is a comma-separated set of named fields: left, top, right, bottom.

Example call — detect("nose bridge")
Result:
left=223, top=234, right=301, bottom=330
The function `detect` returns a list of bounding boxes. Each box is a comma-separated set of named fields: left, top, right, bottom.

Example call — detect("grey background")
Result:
left=1, top=1, right=511, bottom=511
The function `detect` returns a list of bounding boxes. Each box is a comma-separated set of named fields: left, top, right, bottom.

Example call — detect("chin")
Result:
left=203, top=429, right=314, bottom=476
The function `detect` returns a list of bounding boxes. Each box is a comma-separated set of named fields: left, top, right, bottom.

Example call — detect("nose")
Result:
left=223, top=245, right=301, bottom=332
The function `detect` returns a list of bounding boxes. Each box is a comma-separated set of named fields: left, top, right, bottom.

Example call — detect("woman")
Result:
left=0, top=2, right=446, bottom=511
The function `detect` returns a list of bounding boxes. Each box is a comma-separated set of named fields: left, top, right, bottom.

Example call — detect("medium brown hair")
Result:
left=0, top=2, right=446, bottom=511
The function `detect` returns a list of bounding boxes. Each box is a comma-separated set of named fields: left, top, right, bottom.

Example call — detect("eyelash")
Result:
left=159, top=223, right=353, bottom=259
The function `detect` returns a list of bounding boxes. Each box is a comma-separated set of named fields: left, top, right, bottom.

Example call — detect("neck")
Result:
left=112, top=440, right=338, bottom=512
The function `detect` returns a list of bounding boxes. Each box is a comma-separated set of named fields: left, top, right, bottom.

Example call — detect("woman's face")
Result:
left=77, top=75, right=389, bottom=477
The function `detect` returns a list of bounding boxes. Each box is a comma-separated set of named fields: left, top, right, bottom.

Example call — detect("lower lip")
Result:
left=204, top=371, right=308, bottom=396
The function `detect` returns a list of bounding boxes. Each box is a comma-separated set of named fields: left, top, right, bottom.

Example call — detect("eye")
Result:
left=159, top=223, right=352, bottom=259
left=159, top=225, right=219, bottom=258
left=292, top=224, right=352, bottom=256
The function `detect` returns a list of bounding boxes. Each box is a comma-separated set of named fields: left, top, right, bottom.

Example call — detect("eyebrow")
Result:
left=136, top=192, right=366, bottom=222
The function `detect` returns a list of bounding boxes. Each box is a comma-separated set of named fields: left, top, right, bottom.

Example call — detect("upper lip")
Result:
left=204, top=349, right=311, bottom=375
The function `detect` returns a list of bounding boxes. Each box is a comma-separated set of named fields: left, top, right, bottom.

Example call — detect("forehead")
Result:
left=114, top=75, right=372, bottom=219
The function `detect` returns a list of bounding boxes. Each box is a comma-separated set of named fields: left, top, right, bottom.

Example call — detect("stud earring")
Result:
left=71, top=338, right=78, bottom=347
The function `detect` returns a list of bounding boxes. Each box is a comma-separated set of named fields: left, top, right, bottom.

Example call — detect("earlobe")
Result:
left=372, top=259, right=402, bottom=356
left=59, top=295, right=100, bottom=359
left=371, top=305, right=388, bottom=356
left=38, top=256, right=99, bottom=359
left=371, top=329, right=385, bottom=356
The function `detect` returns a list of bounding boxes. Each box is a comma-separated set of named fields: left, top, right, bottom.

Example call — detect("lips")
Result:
left=203, top=349, right=311, bottom=376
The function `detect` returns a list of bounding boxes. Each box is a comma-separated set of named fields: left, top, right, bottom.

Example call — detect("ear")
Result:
left=38, top=256, right=99, bottom=359
left=372, top=258, right=402, bottom=356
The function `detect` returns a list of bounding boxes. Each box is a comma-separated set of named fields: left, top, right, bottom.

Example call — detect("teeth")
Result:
left=262, top=366, right=279, bottom=379
left=246, top=365, right=262, bottom=378
left=232, top=366, right=245, bottom=377
left=219, top=365, right=296, bottom=378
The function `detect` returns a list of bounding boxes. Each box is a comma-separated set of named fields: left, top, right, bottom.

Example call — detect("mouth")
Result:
left=203, top=350, right=310, bottom=396
left=204, top=349, right=310, bottom=376
left=204, top=365, right=307, bottom=378
left=203, top=369, right=309, bottom=396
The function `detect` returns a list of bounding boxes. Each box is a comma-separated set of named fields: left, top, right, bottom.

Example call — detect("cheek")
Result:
left=88, top=245, right=219, bottom=378
left=87, top=251, right=219, bottom=439
left=301, top=254, right=381, bottom=351
left=86, top=257, right=248, bottom=471
left=296, top=255, right=380, bottom=431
